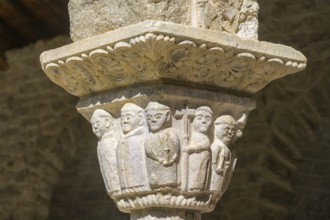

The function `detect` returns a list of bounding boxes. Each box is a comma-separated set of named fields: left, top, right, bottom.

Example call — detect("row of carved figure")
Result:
left=91, top=102, right=247, bottom=197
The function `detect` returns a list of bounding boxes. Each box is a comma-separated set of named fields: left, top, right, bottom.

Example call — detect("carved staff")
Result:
left=174, top=106, right=195, bottom=191
left=221, top=155, right=237, bottom=194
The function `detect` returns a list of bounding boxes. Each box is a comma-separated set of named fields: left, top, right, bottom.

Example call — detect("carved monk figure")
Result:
left=91, top=109, right=120, bottom=196
left=117, top=103, right=150, bottom=192
left=144, top=102, right=180, bottom=189
left=210, top=115, right=236, bottom=194
left=185, top=106, right=213, bottom=191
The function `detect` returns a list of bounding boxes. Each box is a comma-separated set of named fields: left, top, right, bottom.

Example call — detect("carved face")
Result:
left=215, top=123, right=235, bottom=145
left=192, top=110, right=212, bottom=133
left=121, top=110, right=141, bottom=134
left=146, top=110, right=169, bottom=132
left=91, top=116, right=110, bottom=139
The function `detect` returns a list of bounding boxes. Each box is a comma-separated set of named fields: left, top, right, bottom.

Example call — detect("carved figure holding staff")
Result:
left=174, top=106, right=196, bottom=191
left=184, top=106, right=213, bottom=192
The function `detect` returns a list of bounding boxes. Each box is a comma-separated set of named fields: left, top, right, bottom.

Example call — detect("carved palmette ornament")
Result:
left=90, top=102, right=248, bottom=213
left=43, top=32, right=306, bottom=97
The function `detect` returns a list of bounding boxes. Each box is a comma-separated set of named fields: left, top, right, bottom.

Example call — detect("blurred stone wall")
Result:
left=1, top=0, right=330, bottom=220
left=0, top=36, right=81, bottom=220
left=289, top=127, right=330, bottom=220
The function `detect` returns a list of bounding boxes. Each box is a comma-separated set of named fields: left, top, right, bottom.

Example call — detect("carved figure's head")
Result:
left=214, top=115, right=236, bottom=146
left=121, top=103, right=146, bottom=134
left=145, top=102, right=171, bottom=132
left=91, top=109, right=113, bottom=139
left=192, top=106, right=213, bottom=133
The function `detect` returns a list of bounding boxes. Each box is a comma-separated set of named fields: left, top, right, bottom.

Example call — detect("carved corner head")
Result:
left=121, top=103, right=147, bottom=135
left=145, top=102, right=171, bottom=133
left=214, top=115, right=236, bottom=146
left=192, top=106, right=213, bottom=134
left=91, top=109, right=113, bottom=140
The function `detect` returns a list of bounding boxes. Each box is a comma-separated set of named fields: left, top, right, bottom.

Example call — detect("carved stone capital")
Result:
left=40, top=19, right=306, bottom=220
left=80, top=84, right=254, bottom=216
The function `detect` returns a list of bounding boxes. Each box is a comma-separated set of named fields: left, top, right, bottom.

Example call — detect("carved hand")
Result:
left=215, top=168, right=224, bottom=175
left=183, top=146, right=195, bottom=154
left=195, top=145, right=207, bottom=153
left=163, top=158, right=175, bottom=167
left=157, top=157, right=165, bottom=164
left=162, top=160, right=171, bottom=167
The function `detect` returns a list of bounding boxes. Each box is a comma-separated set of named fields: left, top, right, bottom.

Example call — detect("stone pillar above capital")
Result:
left=68, top=0, right=260, bottom=41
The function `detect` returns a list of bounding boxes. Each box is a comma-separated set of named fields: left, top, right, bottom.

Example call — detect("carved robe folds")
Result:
left=87, top=95, right=254, bottom=216
left=210, top=139, right=235, bottom=193
left=97, top=131, right=120, bottom=195
left=145, top=128, right=180, bottom=189
left=117, top=127, right=150, bottom=191
left=187, top=132, right=211, bottom=191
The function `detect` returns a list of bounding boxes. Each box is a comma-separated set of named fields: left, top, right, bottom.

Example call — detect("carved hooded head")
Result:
left=121, top=103, right=146, bottom=134
left=145, top=102, right=171, bottom=133
left=91, top=109, right=113, bottom=140
left=214, top=115, right=236, bottom=146
left=192, top=106, right=213, bottom=134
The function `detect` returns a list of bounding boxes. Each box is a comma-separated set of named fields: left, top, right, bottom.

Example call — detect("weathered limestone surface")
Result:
left=1, top=0, right=329, bottom=219
left=68, top=0, right=259, bottom=41
left=84, top=85, right=253, bottom=216
left=68, top=0, right=190, bottom=41
left=41, top=21, right=306, bottom=97
left=46, top=3, right=330, bottom=217
left=41, top=1, right=306, bottom=216
left=1, top=7, right=328, bottom=219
